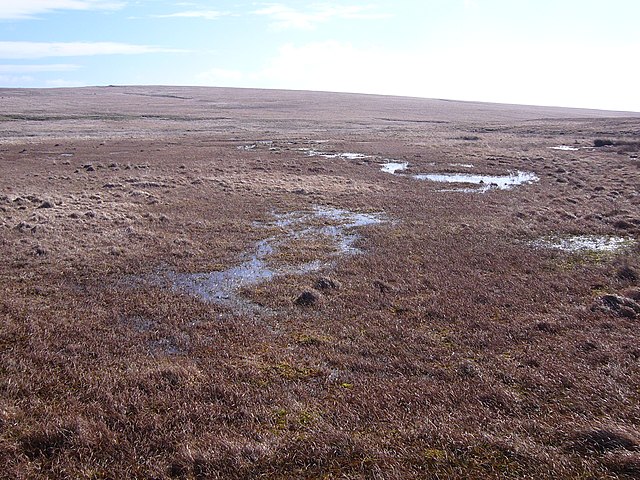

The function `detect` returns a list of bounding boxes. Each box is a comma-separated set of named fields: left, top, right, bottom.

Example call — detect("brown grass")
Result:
left=1, top=86, right=639, bottom=479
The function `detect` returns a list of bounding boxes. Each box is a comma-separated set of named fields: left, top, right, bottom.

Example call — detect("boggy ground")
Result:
left=1, top=86, right=639, bottom=479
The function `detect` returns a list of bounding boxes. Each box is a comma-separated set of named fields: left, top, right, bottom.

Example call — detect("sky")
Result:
left=1, top=0, right=639, bottom=112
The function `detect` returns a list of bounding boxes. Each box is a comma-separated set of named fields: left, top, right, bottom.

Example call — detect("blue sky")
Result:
left=1, top=0, right=639, bottom=111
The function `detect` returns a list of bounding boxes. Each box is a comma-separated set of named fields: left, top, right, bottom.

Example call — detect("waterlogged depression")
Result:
left=379, top=161, right=537, bottom=192
left=146, top=207, right=384, bottom=311
left=237, top=140, right=539, bottom=194
left=532, top=235, right=635, bottom=253
left=380, top=162, right=409, bottom=174
left=550, top=145, right=580, bottom=151
left=449, top=163, right=475, bottom=168
left=413, top=171, right=539, bottom=193
left=299, top=149, right=371, bottom=160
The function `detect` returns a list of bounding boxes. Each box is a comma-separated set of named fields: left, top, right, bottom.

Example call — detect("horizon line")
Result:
left=1, top=83, right=639, bottom=115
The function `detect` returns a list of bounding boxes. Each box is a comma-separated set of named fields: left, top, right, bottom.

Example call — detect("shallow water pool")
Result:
left=550, top=146, right=579, bottom=151
left=532, top=235, right=634, bottom=253
left=147, top=207, right=385, bottom=311
left=380, top=162, right=409, bottom=174
left=299, top=149, right=370, bottom=160
left=413, top=171, right=539, bottom=193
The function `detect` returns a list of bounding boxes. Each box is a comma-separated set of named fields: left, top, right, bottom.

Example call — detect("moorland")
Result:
left=1, top=86, right=639, bottom=479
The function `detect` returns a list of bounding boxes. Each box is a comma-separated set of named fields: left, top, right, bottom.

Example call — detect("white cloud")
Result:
left=153, top=10, right=227, bottom=20
left=0, top=0, right=125, bottom=20
left=256, top=41, right=386, bottom=91
left=252, top=3, right=389, bottom=30
left=0, top=63, right=80, bottom=73
left=0, top=41, right=181, bottom=59
left=196, top=40, right=640, bottom=112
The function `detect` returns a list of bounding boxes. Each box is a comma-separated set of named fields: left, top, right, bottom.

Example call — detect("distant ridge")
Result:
left=1, top=86, right=637, bottom=125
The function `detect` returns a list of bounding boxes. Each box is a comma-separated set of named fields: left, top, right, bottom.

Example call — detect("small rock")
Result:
left=315, top=276, right=341, bottom=291
left=37, top=200, right=54, bottom=209
left=295, top=289, right=322, bottom=306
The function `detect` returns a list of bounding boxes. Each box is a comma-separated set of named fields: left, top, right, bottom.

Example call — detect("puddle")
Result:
left=145, top=207, right=384, bottom=312
left=449, top=163, right=474, bottom=168
left=413, top=171, right=538, bottom=193
left=380, top=162, right=408, bottom=174
left=162, top=240, right=276, bottom=308
left=550, top=146, right=579, bottom=151
left=299, top=149, right=371, bottom=160
left=378, top=160, right=535, bottom=193
left=307, top=207, right=384, bottom=254
left=532, top=235, right=634, bottom=252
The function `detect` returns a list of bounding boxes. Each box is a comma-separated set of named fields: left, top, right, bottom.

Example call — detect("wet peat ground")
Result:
left=1, top=86, right=639, bottom=479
